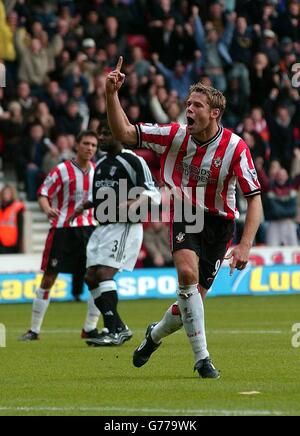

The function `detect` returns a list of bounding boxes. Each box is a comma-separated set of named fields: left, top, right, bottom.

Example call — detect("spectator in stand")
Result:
left=0, top=184, right=25, bottom=254
left=265, top=87, right=300, bottom=172
left=151, top=53, right=201, bottom=102
left=269, top=159, right=282, bottom=181
left=143, top=222, right=173, bottom=268
left=0, top=0, right=16, bottom=63
left=70, top=84, right=90, bottom=130
left=250, top=52, right=278, bottom=107
left=149, top=84, right=186, bottom=124
left=259, top=29, right=281, bottom=68
left=81, top=38, right=97, bottom=64
left=100, top=15, right=127, bottom=55
left=131, top=46, right=151, bottom=80
left=0, top=101, right=25, bottom=175
left=17, top=124, right=50, bottom=201
left=102, top=0, right=134, bottom=34
left=276, top=0, right=300, bottom=41
left=242, top=131, right=268, bottom=161
left=230, top=16, right=259, bottom=69
left=83, top=9, right=103, bottom=42
left=89, top=94, right=107, bottom=122
left=236, top=114, right=256, bottom=136
left=127, top=103, right=142, bottom=125
left=57, top=100, right=83, bottom=136
left=256, top=157, right=300, bottom=246
left=14, top=27, right=63, bottom=90
left=42, top=134, right=76, bottom=175
left=64, top=65, right=89, bottom=99
left=250, top=107, right=270, bottom=143
left=17, top=81, right=37, bottom=124
left=224, top=75, right=249, bottom=128
left=35, top=102, right=55, bottom=138
left=149, top=13, right=199, bottom=67
left=193, top=6, right=236, bottom=92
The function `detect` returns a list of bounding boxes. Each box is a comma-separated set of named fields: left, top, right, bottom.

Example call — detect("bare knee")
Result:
left=85, top=269, right=98, bottom=291
left=177, top=266, right=198, bottom=286
left=173, top=250, right=199, bottom=286
left=85, top=267, right=116, bottom=290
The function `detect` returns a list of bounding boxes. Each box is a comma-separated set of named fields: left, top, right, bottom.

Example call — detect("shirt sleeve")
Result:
left=135, top=123, right=179, bottom=155
left=134, top=155, right=161, bottom=205
left=38, top=166, right=63, bottom=199
left=233, top=140, right=261, bottom=198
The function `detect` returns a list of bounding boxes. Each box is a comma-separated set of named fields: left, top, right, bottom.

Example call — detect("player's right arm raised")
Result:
left=105, top=56, right=137, bottom=145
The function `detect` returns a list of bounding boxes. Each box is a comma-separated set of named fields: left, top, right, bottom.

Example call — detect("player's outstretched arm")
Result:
left=106, top=56, right=137, bottom=145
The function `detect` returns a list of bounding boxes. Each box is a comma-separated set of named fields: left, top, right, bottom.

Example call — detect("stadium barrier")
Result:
left=0, top=248, right=300, bottom=304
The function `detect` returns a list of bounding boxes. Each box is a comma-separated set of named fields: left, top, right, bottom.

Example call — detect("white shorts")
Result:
left=86, top=223, right=143, bottom=271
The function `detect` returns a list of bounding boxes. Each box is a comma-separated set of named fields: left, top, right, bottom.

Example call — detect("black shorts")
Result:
left=171, top=214, right=235, bottom=289
left=41, top=226, right=95, bottom=274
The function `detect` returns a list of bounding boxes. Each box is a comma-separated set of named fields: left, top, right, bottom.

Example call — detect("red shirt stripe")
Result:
left=205, top=129, right=232, bottom=213
left=38, top=161, right=96, bottom=229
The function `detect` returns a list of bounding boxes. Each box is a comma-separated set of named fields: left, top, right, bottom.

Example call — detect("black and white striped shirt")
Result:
left=92, top=149, right=161, bottom=224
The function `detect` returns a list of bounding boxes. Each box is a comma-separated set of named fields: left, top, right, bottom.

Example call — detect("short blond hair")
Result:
left=187, top=83, right=227, bottom=120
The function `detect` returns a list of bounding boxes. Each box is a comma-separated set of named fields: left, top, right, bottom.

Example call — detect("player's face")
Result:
left=186, top=92, right=218, bottom=135
left=99, top=131, right=120, bottom=152
left=77, top=136, right=98, bottom=161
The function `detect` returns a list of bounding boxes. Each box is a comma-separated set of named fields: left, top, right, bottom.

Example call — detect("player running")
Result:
left=20, top=130, right=102, bottom=341
left=71, top=122, right=161, bottom=346
left=105, top=57, right=263, bottom=378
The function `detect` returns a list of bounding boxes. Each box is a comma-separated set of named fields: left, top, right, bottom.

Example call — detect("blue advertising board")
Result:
left=0, top=266, right=300, bottom=304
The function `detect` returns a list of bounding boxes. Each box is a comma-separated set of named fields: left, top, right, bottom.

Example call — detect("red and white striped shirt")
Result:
left=38, top=160, right=97, bottom=229
left=136, top=123, right=261, bottom=220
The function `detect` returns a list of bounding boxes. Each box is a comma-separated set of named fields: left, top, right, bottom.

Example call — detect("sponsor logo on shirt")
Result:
left=95, top=180, right=119, bottom=188
left=175, top=163, right=217, bottom=185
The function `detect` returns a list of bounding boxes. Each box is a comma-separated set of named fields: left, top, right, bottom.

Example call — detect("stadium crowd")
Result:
left=1, top=0, right=300, bottom=261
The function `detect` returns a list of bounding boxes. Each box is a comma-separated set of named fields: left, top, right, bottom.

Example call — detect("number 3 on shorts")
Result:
left=112, top=240, right=119, bottom=253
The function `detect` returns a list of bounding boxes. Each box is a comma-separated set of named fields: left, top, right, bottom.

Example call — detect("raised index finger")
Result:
left=116, top=56, right=123, bottom=72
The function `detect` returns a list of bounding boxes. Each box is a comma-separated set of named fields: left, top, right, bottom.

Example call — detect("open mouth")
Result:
left=187, top=117, right=195, bottom=127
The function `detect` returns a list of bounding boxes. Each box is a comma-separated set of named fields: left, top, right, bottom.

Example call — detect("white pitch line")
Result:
left=0, top=406, right=284, bottom=416
left=8, top=329, right=285, bottom=335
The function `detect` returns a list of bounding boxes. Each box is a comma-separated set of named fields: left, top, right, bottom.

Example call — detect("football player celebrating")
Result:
left=105, top=57, right=262, bottom=378
left=71, top=122, right=161, bottom=346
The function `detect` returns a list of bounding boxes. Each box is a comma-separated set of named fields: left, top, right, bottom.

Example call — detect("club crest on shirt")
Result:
left=213, top=157, right=223, bottom=168
left=176, top=232, right=186, bottom=244
left=110, top=166, right=117, bottom=177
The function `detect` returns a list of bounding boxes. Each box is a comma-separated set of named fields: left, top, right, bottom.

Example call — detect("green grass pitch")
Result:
left=0, top=295, right=300, bottom=416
